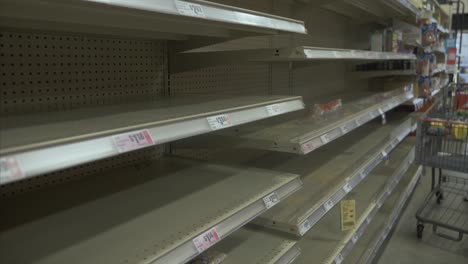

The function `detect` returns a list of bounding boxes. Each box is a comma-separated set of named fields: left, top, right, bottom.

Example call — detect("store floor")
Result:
left=377, top=170, right=468, bottom=264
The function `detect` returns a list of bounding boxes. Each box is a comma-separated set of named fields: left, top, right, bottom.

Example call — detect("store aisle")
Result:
left=377, top=170, right=468, bottom=264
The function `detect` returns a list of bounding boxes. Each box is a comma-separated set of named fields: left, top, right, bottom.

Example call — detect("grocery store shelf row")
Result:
left=0, top=95, right=304, bottom=185
left=209, top=86, right=413, bottom=155
left=343, top=165, right=423, bottom=264
left=292, top=138, right=417, bottom=264
left=252, top=114, right=413, bottom=236
left=0, top=157, right=302, bottom=264
left=0, top=0, right=306, bottom=39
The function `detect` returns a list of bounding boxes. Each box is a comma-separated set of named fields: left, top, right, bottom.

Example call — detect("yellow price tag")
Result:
left=341, top=200, right=356, bottom=231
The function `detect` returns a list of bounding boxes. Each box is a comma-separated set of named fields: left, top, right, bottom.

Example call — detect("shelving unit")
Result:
left=214, top=87, right=413, bottom=155
left=0, top=157, right=302, bottom=264
left=197, top=226, right=301, bottom=264
left=0, top=95, right=304, bottom=184
left=343, top=164, right=423, bottom=264
left=350, top=70, right=416, bottom=79
left=252, top=114, right=412, bottom=236
left=0, top=0, right=307, bottom=39
left=292, top=138, right=417, bottom=264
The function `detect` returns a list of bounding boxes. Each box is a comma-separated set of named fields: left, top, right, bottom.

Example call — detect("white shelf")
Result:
left=292, top=138, right=417, bottom=264
left=0, top=0, right=306, bottom=39
left=252, top=114, right=413, bottom=236
left=323, top=0, right=420, bottom=25
left=0, top=157, right=302, bottom=264
left=432, top=67, right=446, bottom=76
left=217, top=87, right=413, bottom=155
left=0, top=95, right=304, bottom=185
left=350, top=70, right=416, bottom=79
left=196, top=226, right=300, bottom=264
left=342, top=164, right=423, bottom=264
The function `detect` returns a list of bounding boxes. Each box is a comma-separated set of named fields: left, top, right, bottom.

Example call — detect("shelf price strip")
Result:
left=175, top=0, right=206, bottom=18
left=263, top=192, right=280, bottom=209
left=207, top=114, right=232, bottom=130
left=265, top=103, right=285, bottom=116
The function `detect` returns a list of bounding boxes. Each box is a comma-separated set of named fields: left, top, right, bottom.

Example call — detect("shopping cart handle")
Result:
left=432, top=225, right=464, bottom=241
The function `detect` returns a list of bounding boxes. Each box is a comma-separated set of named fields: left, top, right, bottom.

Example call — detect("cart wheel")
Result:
left=417, top=224, right=424, bottom=239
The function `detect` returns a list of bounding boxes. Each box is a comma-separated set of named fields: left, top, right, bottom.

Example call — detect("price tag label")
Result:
left=359, top=170, right=366, bottom=179
left=206, top=114, right=232, bottom=130
left=299, top=219, right=311, bottom=236
left=343, top=183, right=352, bottom=193
left=335, top=253, right=344, bottom=264
left=301, top=140, right=321, bottom=154
left=193, top=228, right=220, bottom=253
left=0, top=157, right=22, bottom=182
left=351, top=233, right=359, bottom=244
left=377, top=199, right=383, bottom=208
left=382, top=150, right=388, bottom=158
left=175, top=0, right=206, bottom=18
left=320, top=134, right=330, bottom=144
left=263, top=192, right=280, bottom=209
left=324, top=199, right=334, bottom=211
left=366, top=216, right=371, bottom=224
left=112, top=129, right=154, bottom=153
left=265, top=104, right=284, bottom=116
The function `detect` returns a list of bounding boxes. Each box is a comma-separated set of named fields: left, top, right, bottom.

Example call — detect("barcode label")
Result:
left=193, top=228, right=220, bottom=253
left=343, top=183, right=352, bottom=193
left=207, top=114, right=232, bottom=130
left=175, top=0, right=206, bottom=18
left=0, top=157, right=22, bottom=182
left=351, top=233, right=359, bottom=244
left=265, top=104, right=284, bottom=116
left=299, top=219, right=311, bottom=236
left=263, top=192, right=280, bottom=209
left=112, top=129, right=154, bottom=153
left=324, top=199, right=334, bottom=211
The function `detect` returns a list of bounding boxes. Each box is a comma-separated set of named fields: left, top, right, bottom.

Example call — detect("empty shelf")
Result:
left=0, top=157, right=302, bottom=264
left=251, top=113, right=413, bottom=236
left=0, top=95, right=304, bottom=184
left=292, top=138, right=417, bottom=264
left=350, top=70, right=416, bottom=79
left=0, top=0, right=306, bottom=39
left=194, top=226, right=300, bottom=264
left=342, top=164, right=423, bottom=264
left=220, top=87, right=413, bottom=155
left=323, top=0, right=420, bottom=25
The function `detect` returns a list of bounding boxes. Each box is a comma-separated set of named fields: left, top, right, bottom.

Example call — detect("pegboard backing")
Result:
left=0, top=29, right=166, bottom=115
left=0, top=146, right=164, bottom=198
left=170, top=63, right=272, bottom=96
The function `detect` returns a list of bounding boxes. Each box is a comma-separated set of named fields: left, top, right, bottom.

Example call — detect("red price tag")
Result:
left=0, top=157, right=23, bottom=182
left=193, top=228, right=220, bottom=253
left=112, top=129, right=154, bottom=153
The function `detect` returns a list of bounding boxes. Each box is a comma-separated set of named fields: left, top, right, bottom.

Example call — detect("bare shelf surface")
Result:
left=0, top=157, right=302, bottom=264
left=323, top=0, right=420, bottom=25
left=251, top=113, right=413, bottom=236
left=0, top=95, right=304, bottom=184
left=293, top=138, right=417, bottom=264
left=197, top=226, right=301, bottom=264
left=219, top=87, right=413, bottom=155
left=343, top=164, right=423, bottom=264
left=0, top=0, right=306, bottom=39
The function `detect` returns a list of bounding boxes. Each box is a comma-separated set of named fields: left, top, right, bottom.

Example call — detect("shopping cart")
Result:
left=415, top=83, right=468, bottom=241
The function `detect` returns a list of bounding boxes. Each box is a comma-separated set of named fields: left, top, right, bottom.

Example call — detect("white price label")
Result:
left=351, top=233, right=359, bottom=244
left=379, top=108, right=385, bottom=115
left=343, top=183, right=352, bottom=193
left=382, top=150, right=388, bottom=158
left=193, top=228, right=220, bottom=253
left=340, top=125, right=349, bottom=134
left=112, top=129, right=154, bottom=153
left=360, top=170, right=366, bottom=179
left=324, top=199, right=334, bottom=211
left=377, top=199, right=383, bottom=208
left=299, top=219, right=311, bottom=236
left=175, top=0, right=206, bottom=18
left=265, top=104, right=284, bottom=116
left=0, top=157, right=22, bottom=182
left=320, top=134, right=330, bottom=144
left=263, top=192, right=280, bottom=209
left=335, top=253, right=344, bottom=264
left=206, top=114, right=232, bottom=130
left=366, top=216, right=371, bottom=224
